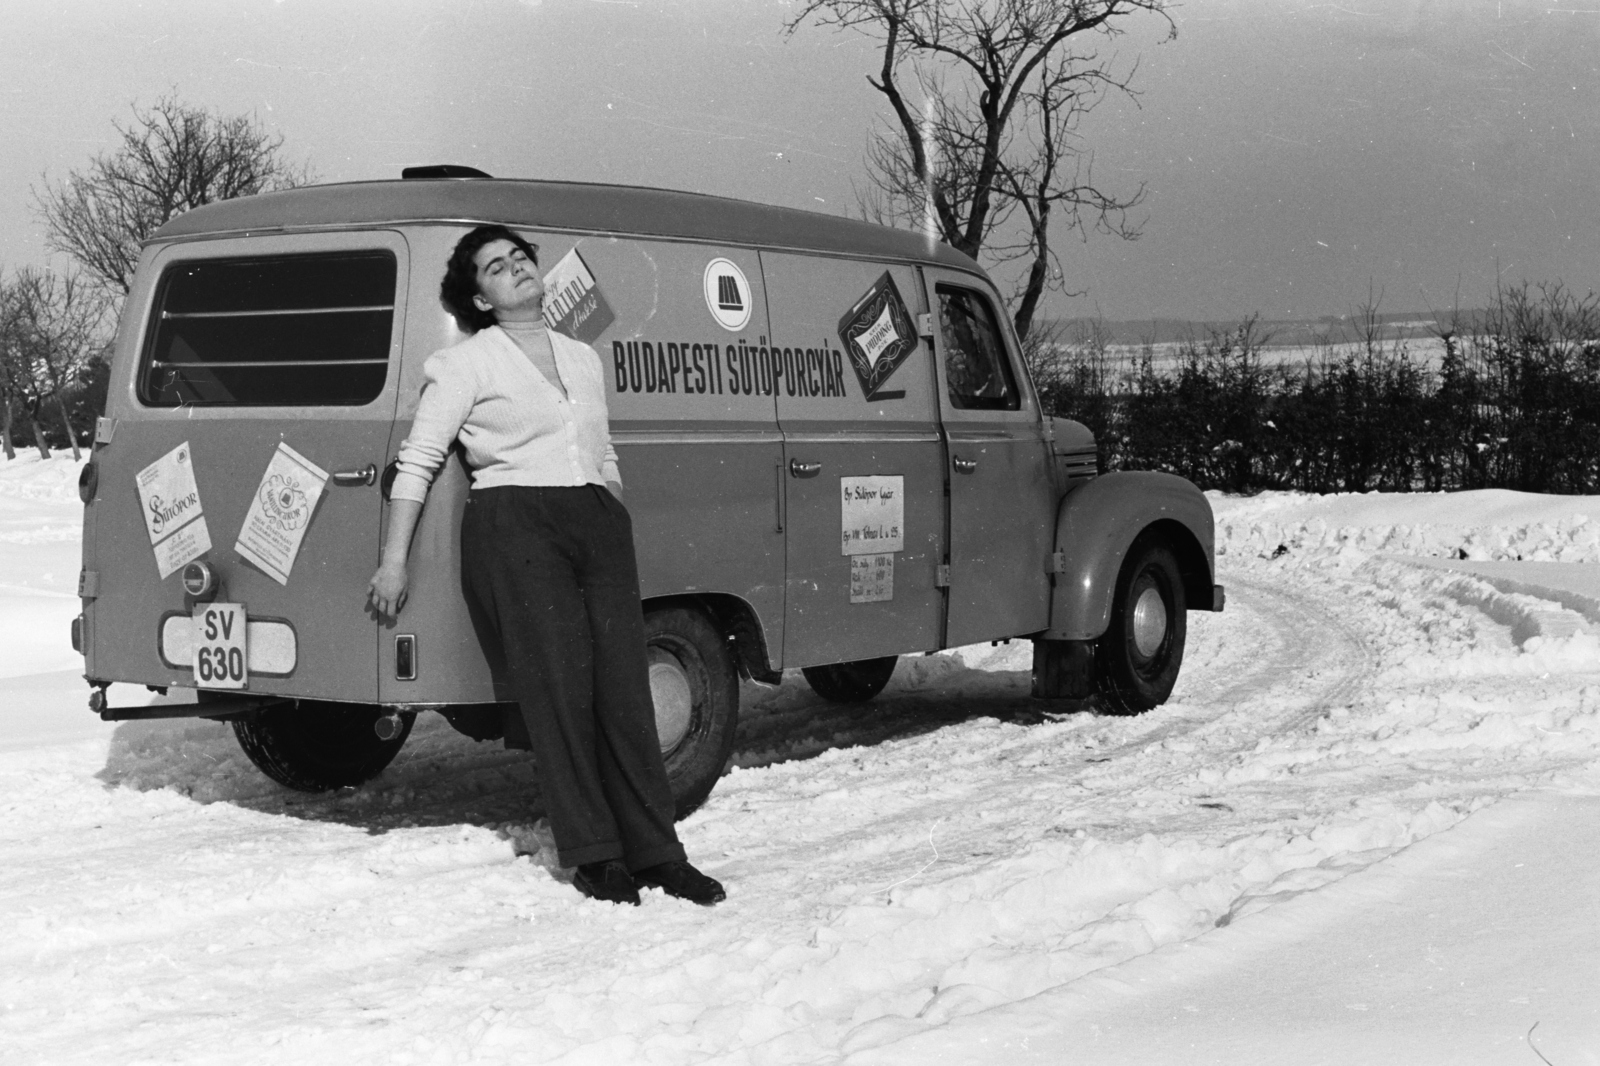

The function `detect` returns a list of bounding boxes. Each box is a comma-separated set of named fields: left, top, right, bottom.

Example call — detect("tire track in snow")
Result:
left=696, top=571, right=1385, bottom=901
left=1008, top=572, right=1379, bottom=776
left=1169, top=573, right=1376, bottom=730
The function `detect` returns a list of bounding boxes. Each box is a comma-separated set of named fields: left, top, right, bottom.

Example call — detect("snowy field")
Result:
left=3, top=452, right=1598, bottom=1064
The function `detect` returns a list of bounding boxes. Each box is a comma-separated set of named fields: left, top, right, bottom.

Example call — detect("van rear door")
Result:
left=83, top=232, right=408, bottom=703
left=763, top=254, right=946, bottom=666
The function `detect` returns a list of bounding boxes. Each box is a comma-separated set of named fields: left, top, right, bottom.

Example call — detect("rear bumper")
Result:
left=88, top=688, right=290, bottom=723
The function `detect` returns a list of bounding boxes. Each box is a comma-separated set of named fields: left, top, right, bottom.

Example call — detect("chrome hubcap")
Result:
left=648, top=649, right=694, bottom=752
left=1131, top=586, right=1168, bottom=658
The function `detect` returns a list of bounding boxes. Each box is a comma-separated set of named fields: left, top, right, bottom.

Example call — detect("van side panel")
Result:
left=580, top=238, right=781, bottom=657
left=378, top=229, right=784, bottom=704
left=762, top=253, right=946, bottom=665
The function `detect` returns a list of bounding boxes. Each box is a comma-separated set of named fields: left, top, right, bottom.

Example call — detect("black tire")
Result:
left=1095, top=540, right=1186, bottom=715
left=644, top=605, right=739, bottom=819
left=232, top=701, right=415, bottom=792
left=802, top=655, right=898, bottom=703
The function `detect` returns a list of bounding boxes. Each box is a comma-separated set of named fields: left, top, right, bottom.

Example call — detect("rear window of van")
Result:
left=138, top=251, right=396, bottom=407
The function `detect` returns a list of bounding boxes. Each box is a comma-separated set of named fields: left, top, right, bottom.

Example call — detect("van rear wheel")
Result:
left=802, top=655, right=898, bottom=703
left=644, top=605, right=739, bottom=819
left=232, top=701, right=414, bottom=792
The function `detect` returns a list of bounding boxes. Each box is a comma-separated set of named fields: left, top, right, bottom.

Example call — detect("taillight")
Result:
left=182, top=561, right=219, bottom=600
left=78, top=459, right=98, bottom=504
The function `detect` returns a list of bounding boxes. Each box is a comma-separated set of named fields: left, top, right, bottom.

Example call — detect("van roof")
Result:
left=153, top=178, right=984, bottom=272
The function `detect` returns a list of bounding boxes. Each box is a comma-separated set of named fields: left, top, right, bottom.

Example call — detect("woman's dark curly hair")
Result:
left=439, top=224, right=541, bottom=334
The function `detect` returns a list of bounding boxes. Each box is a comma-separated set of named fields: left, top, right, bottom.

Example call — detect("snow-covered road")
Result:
left=3, top=454, right=1598, bottom=1064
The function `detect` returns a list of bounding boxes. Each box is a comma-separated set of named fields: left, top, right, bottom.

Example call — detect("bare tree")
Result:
left=1, top=269, right=108, bottom=461
left=0, top=280, right=20, bottom=461
left=34, top=94, right=314, bottom=297
left=786, top=0, right=1173, bottom=340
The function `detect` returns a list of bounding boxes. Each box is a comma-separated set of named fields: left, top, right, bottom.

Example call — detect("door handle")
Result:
left=953, top=456, right=978, bottom=474
left=331, top=464, right=377, bottom=487
left=789, top=459, right=823, bottom=479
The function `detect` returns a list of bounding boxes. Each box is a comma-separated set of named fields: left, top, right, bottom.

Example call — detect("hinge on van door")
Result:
left=1047, top=551, right=1067, bottom=574
left=93, top=418, right=116, bottom=445
left=936, top=564, right=951, bottom=587
left=917, top=312, right=935, bottom=339
left=78, top=570, right=99, bottom=599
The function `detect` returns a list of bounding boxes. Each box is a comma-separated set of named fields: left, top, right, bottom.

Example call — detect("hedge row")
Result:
left=1033, top=283, right=1600, bottom=495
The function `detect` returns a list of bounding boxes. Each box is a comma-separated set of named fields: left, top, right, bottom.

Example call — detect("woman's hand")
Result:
left=368, top=560, right=410, bottom=619
left=605, top=480, right=624, bottom=504
left=369, top=497, right=424, bottom=619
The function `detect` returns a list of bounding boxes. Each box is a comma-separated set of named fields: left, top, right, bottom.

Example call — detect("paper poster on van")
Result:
left=234, top=442, right=329, bottom=587
left=840, top=475, right=904, bottom=555
left=542, top=248, right=614, bottom=344
left=837, top=272, right=917, bottom=401
left=850, top=553, right=895, bottom=603
left=135, top=441, right=212, bottom=579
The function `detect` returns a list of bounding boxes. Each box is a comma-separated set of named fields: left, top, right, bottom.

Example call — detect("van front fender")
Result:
left=1044, top=471, right=1218, bottom=641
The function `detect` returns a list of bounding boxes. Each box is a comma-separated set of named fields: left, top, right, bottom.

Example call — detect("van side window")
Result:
left=936, top=286, right=1021, bottom=411
left=138, top=252, right=396, bottom=407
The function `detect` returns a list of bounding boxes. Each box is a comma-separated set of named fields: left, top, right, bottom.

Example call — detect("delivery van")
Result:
left=73, top=172, right=1223, bottom=815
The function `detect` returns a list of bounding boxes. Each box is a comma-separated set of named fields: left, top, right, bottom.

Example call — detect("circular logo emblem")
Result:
left=260, top=474, right=311, bottom=531
left=703, top=258, right=752, bottom=332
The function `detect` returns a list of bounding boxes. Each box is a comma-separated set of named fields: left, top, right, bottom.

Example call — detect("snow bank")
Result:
left=0, top=450, right=85, bottom=503
left=3, top=479, right=1600, bottom=1064
left=1214, top=488, right=1600, bottom=567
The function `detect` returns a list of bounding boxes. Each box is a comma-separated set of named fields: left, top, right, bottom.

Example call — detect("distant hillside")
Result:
left=1047, top=312, right=1466, bottom=349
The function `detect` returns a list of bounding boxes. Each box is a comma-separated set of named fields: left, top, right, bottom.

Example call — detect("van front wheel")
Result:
left=644, top=606, right=740, bottom=819
left=232, top=702, right=414, bottom=792
left=1095, top=540, right=1187, bottom=715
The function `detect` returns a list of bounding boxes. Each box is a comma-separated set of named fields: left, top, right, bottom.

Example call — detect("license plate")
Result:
left=193, top=602, right=248, bottom=689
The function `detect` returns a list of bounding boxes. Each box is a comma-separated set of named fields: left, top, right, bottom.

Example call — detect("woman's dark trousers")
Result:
left=461, top=484, right=685, bottom=871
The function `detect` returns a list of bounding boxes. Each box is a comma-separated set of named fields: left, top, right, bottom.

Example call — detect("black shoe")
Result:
left=573, top=860, right=640, bottom=906
left=634, top=860, right=726, bottom=906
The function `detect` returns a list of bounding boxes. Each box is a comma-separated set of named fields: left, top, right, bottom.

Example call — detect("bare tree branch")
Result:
left=32, top=93, right=315, bottom=298
left=787, top=0, right=1173, bottom=339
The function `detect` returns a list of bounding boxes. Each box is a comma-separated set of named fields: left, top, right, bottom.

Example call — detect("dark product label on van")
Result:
left=837, top=272, right=916, bottom=401
left=612, top=337, right=850, bottom=399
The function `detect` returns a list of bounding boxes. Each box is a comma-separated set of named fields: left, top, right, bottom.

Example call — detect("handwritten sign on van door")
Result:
left=135, top=442, right=212, bottom=579
left=841, top=475, right=904, bottom=555
left=543, top=248, right=614, bottom=344
left=234, top=442, right=328, bottom=586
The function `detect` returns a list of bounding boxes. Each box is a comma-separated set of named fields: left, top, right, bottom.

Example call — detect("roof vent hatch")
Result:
left=401, top=165, right=492, bottom=180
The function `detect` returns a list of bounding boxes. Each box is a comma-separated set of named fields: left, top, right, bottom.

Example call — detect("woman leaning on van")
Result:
left=366, top=225, right=725, bottom=907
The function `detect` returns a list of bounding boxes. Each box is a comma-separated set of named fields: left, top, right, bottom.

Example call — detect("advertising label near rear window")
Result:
left=235, top=442, right=329, bottom=587
left=542, top=248, right=614, bottom=344
left=135, top=441, right=212, bottom=579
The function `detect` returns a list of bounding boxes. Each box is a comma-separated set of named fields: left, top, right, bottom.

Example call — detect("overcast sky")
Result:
left=2, top=0, right=1595, bottom=322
